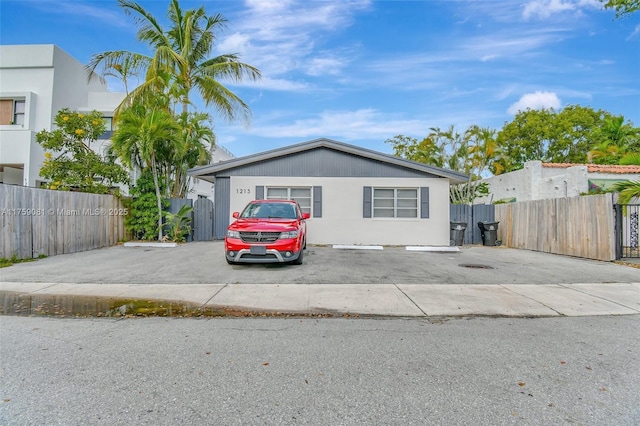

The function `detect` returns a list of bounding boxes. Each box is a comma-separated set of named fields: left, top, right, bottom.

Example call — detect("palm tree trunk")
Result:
left=172, top=166, right=182, bottom=198
left=151, top=154, right=163, bottom=241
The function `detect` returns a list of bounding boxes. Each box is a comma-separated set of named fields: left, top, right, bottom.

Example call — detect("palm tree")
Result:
left=613, top=180, right=640, bottom=205
left=100, top=55, right=141, bottom=95
left=87, top=0, right=261, bottom=121
left=171, top=111, right=214, bottom=198
left=111, top=99, right=180, bottom=241
left=613, top=152, right=640, bottom=205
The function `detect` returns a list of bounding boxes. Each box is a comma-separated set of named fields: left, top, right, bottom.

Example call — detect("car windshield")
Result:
left=240, top=202, right=297, bottom=219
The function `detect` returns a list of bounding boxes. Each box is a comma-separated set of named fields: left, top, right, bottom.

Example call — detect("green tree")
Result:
left=111, top=100, right=180, bottom=241
left=495, top=105, right=634, bottom=173
left=101, top=55, right=142, bottom=95
left=386, top=125, right=495, bottom=204
left=36, top=109, right=128, bottom=194
left=600, top=0, right=640, bottom=17
left=87, top=0, right=261, bottom=120
left=170, top=111, right=214, bottom=198
left=588, top=116, right=640, bottom=164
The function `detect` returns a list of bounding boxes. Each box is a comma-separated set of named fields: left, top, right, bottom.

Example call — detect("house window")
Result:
left=0, top=99, right=25, bottom=125
left=102, top=117, right=113, bottom=130
left=99, top=117, right=114, bottom=139
left=13, top=100, right=25, bottom=125
left=267, top=187, right=312, bottom=214
left=373, top=188, right=418, bottom=218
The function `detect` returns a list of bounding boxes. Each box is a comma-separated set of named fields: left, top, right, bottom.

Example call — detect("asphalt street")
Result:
left=1, top=315, right=638, bottom=425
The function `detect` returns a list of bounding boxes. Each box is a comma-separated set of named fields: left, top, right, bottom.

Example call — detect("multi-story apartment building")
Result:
left=0, top=44, right=125, bottom=188
left=0, top=44, right=231, bottom=200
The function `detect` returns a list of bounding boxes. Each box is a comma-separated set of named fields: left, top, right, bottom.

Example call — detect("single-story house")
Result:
left=189, top=138, right=468, bottom=246
left=475, top=160, right=640, bottom=204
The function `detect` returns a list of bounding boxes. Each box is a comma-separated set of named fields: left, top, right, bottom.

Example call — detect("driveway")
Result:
left=1, top=241, right=638, bottom=285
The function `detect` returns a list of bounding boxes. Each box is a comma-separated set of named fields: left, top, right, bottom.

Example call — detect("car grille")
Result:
left=240, top=231, right=281, bottom=243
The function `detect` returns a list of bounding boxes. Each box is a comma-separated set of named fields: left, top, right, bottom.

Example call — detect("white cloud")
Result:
left=214, top=0, right=371, bottom=91
left=246, top=109, right=426, bottom=140
left=522, top=0, right=601, bottom=20
left=306, top=57, right=347, bottom=76
left=523, top=0, right=574, bottom=19
left=29, top=1, right=127, bottom=27
left=216, top=33, right=252, bottom=54
left=234, top=76, right=310, bottom=91
left=507, top=91, right=561, bottom=114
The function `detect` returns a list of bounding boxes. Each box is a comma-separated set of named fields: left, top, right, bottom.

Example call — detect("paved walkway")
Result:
left=1, top=281, right=639, bottom=318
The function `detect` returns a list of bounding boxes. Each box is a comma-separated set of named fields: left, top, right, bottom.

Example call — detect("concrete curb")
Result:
left=1, top=282, right=639, bottom=318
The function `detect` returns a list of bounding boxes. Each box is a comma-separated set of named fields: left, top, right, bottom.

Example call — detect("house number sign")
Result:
left=236, top=188, right=251, bottom=194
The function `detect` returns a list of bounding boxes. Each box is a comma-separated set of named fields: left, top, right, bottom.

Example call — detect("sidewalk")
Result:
left=2, top=281, right=639, bottom=318
left=2, top=243, right=639, bottom=318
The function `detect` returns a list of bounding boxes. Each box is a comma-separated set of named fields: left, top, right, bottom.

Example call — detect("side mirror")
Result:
left=302, top=212, right=310, bottom=220
left=232, top=212, right=240, bottom=218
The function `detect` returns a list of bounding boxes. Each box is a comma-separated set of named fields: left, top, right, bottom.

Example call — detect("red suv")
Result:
left=225, top=199, right=310, bottom=265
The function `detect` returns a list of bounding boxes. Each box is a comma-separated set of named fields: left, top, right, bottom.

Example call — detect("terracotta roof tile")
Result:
left=541, top=163, right=640, bottom=174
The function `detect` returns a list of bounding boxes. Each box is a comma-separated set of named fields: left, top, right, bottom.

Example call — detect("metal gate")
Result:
left=614, top=204, right=639, bottom=259
left=450, top=204, right=495, bottom=245
left=193, top=198, right=214, bottom=241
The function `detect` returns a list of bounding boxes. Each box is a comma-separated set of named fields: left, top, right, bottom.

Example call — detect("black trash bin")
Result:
left=478, top=221, right=500, bottom=246
left=450, top=221, right=468, bottom=246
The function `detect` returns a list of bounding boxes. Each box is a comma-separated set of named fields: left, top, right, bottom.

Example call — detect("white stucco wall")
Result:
left=227, top=176, right=451, bottom=246
left=477, top=160, right=590, bottom=203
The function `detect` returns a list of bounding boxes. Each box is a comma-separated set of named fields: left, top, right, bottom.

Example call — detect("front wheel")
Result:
left=292, top=248, right=304, bottom=265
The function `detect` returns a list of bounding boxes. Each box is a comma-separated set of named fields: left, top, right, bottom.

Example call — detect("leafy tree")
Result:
left=494, top=105, right=637, bottom=173
left=169, top=111, right=213, bottom=198
left=386, top=125, right=495, bottom=204
left=111, top=99, right=180, bottom=241
left=87, top=0, right=260, bottom=119
left=588, top=116, right=640, bottom=164
left=36, top=109, right=128, bottom=194
left=600, top=0, right=640, bottom=17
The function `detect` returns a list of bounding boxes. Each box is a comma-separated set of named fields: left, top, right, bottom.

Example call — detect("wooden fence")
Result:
left=495, top=194, right=616, bottom=261
left=1, top=184, right=125, bottom=259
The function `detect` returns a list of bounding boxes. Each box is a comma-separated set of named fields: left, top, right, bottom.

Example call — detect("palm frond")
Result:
left=612, top=180, right=640, bottom=205
left=620, top=152, right=640, bottom=166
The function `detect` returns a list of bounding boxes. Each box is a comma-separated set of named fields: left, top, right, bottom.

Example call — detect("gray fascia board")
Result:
left=188, top=138, right=469, bottom=184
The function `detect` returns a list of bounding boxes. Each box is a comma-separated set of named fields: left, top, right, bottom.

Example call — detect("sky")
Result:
left=1, top=0, right=639, bottom=158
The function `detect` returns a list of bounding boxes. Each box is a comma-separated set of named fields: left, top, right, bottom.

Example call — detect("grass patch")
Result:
left=0, top=254, right=46, bottom=268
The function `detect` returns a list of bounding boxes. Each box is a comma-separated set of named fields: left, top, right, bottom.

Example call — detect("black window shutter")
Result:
left=313, top=186, right=322, bottom=218
left=363, top=186, right=372, bottom=218
left=255, top=186, right=264, bottom=200
left=420, top=187, right=429, bottom=219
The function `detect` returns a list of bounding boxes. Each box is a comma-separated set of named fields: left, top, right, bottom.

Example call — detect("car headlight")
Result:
left=227, top=230, right=240, bottom=239
left=280, top=230, right=299, bottom=239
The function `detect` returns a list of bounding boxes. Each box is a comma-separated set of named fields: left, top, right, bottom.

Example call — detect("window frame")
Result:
left=372, top=187, right=419, bottom=219
left=0, top=98, right=25, bottom=125
left=266, top=186, right=312, bottom=214
left=13, top=100, right=25, bottom=125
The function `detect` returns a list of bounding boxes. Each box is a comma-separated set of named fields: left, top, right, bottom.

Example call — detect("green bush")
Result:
left=126, top=170, right=168, bottom=240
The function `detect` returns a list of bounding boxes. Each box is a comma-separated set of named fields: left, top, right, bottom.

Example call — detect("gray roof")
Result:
left=189, top=138, right=468, bottom=184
